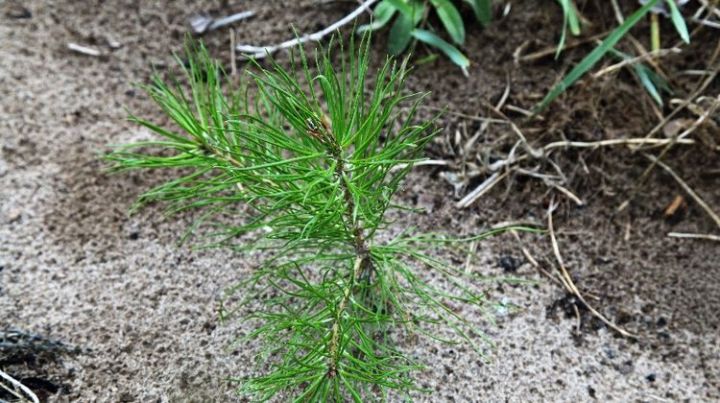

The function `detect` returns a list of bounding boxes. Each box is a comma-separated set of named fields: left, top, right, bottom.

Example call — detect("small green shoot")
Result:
left=555, top=0, right=581, bottom=58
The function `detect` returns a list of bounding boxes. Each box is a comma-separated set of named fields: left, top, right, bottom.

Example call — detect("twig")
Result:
left=618, top=94, right=720, bottom=212
left=419, top=106, right=508, bottom=124
left=667, top=232, right=720, bottom=242
left=455, top=135, right=713, bottom=207
left=209, top=11, right=255, bottom=31
left=236, top=0, right=378, bottom=58
left=67, top=43, right=101, bottom=57
left=392, top=159, right=451, bottom=172
left=639, top=40, right=720, bottom=142
left=230, top=28, right=237, bottom=76
left=553, top=184, right=584, bottom=206
left=190, top=11, right=255, bottom=34
left=644, top=154, right=720, bottom=230
left=509, top=229, right=565, bottom=287
left=0, top=369, right=40, bottom=403
left=592, top=47, right=681, bottom=78
left=543, top=137, right=711, bottom=151
left=504, top=104, right=536, bottom=118
left=456, top=171, right=509, bottom=208
left=547, top=199, right=636, bottom=338
left=517, top=31, right=612, bottom=62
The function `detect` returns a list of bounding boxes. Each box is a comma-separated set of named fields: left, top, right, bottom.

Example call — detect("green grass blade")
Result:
left=411, top=29, right=469, bottom=74
left=555, top=0, right=581, bottom=58
left=357, top=0, right=397, bottom=33
left=464, top=0, right=492, bottom=26
left=430, top=0, right=465, bottom=45
left=665, top=0, right=690, bottom=43
left=385, top=0, right=413, bottom=16
left=536, top=0, right=660, bottom=111
left=388, top=10, right=415, bottom=55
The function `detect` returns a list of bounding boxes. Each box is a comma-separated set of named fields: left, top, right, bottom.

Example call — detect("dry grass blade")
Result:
left=516, top=31, right=611, bottom=62
left=456, top=171, right=509, bottom=208
left=644, top=154, right=720, bottom=230
left=543, top=137, right=707, bottom=151
left=592, top=47, right=681, bottom=78
left=618, top=94, right=720, bottom=212
left=552, top=184, right=584, bottom=206
left=547, top=199, right=636, bottom=338
left=667, top=232, right=720, bottom=241
left=639, top=40, right=720, bottom=142
left=0, top=369, right=40, bottom=403
left=509, top=229, right=566, bottom=287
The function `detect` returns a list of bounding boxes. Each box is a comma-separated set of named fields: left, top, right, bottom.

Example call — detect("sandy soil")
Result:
left=1, top=0, right=719, bottom=401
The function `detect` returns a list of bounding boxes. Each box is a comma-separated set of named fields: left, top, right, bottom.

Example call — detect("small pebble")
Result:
left=587, top=386, right=596, bottom=398
left=498, top=255, right=520, bottom=272
left=6, top=5, right=32, bottom=19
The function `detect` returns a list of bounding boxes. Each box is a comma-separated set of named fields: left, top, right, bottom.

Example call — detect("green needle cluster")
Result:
left=109, top=35, right=522, bottom=401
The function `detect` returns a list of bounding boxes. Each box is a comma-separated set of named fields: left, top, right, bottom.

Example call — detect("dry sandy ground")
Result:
left=1, top=1, right=719, bottom=401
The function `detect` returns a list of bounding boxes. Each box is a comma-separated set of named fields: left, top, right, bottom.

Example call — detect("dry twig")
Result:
left=190, top=11, right=255, bottom=34
left=456, top=171, right=509, bottom=208
left=592, top=47, right=681, bottom=78
left=67, top=43, right=101, bottom=57
left=547, top=199, right=636, bottom=338
left=235, top=0, right=378, bottom=58
left=667, top=232, right=720, bottom=242
left=0, top=369, right=39, bottom=403
left=644, top=154, right=720, bottom=230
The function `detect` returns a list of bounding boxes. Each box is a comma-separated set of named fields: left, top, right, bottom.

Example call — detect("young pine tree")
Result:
left=109, top=36, right=523, bottom=401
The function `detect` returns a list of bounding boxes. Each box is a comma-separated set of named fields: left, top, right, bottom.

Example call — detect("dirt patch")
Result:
left=1, top=0, right=718, bottom=401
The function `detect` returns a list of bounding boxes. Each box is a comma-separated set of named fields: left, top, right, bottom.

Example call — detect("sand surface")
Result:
left=1, top=1, right=719, bottom=401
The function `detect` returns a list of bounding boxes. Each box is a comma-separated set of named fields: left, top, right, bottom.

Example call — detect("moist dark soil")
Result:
left=1, top=0, right=718, bottom=401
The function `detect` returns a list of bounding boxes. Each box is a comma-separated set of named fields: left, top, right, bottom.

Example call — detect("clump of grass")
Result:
left=538, top=0, right=690, bottom=110
left=360, top=0, right=690, bottom=108
left=108, top=36, right=534, bottom=400
left=359, top=0, right=493, bottom=73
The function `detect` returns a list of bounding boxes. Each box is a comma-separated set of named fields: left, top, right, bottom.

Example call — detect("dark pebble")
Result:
left=6, top=6, right=32, bottom=19
left=646, top=373, right=657, bottom=382
left=128, top=231, right=139, bottom=240
left=498, top=255, right=520, bottom=272
left=588, top=386, right=596, bottom=398
left=656, top=317, right=668, bottom=327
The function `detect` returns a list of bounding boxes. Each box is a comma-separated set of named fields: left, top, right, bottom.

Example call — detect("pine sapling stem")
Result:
left=322, top=117, right=375, bottom=380
left=327, top=255, right=364, bottom=378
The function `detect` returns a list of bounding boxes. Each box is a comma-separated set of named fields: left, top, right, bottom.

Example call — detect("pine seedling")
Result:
left=109, top=36, right=524, bottom=401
